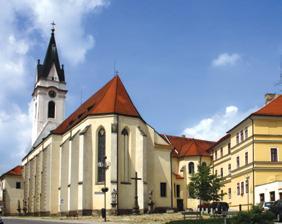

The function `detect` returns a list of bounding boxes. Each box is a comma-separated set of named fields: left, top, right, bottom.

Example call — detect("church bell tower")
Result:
left=32, top=26, right=67, bottom=145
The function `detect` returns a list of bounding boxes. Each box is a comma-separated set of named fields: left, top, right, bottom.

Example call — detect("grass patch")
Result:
left=168, top=218, right=232, bottom=224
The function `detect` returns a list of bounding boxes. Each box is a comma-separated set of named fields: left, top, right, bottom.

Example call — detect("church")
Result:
left=22, top=28, right=213, bottom=216
left=22, top=27, right=282, bottom=217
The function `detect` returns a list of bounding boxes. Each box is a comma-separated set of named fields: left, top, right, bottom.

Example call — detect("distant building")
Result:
left=210, top=94, right=282, bottom=211
left=0, top=166, right=23, bottom=215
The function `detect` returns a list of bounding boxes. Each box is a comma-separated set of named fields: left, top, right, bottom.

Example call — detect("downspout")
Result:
left=251, top=117, right=255, bottom=205
left=170, top=151, right=173, bottom=209
left=116, top=115, right=120, bottom=214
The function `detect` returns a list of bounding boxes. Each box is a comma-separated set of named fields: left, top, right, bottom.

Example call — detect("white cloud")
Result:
left=15, top=0, right=109, bottom=65
left=0, top=0, right=109, bottom=173
left=183, top=105, right=257, bottom=141
left=212, top=53, right=241, bottom=67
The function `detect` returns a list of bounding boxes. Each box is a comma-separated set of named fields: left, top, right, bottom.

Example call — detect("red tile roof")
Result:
left=53, top=75, right=142, bottom=134
left=164, top=135, right=215, bottom=158
left=228, top=95, right=282, bottom=133
left=173, top=172, right=184, bottom=179
left=253, top=95, right=282, bottom=116
left=0, top=165, right=23, bottom=179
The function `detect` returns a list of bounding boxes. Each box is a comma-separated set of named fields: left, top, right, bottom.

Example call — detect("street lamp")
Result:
left=98, top=156, right=110, bottom=222
left=246, top=176, right=250, bottom=211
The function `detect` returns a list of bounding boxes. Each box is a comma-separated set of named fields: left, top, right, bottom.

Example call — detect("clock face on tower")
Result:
left=48, top=90, right=56, bottom=98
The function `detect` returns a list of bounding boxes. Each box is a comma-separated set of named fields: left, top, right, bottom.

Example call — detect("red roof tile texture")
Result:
left=164, top=135, right=215, bottom=158
left=0, top=165, right=22, bottom=179
left=173, top=172, right=184, bottom=179
left=253, top=95, right=282, bottom=116
left=53, top=75, right=141, bottom=134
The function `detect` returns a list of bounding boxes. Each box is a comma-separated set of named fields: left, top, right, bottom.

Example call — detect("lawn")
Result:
left=168, top=218, right=232, bottom=224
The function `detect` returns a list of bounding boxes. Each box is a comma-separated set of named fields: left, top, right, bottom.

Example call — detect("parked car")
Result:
left=261, top=201, right=274, bottom=211
left=269, top=199, right=282, bottom=222
left=210, top=201, right=229, bottom=214
left=0, top=216, right=3, bottom=224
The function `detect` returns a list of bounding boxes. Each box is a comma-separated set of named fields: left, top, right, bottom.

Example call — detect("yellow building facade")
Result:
left=211, top=94, right=282, bottom=211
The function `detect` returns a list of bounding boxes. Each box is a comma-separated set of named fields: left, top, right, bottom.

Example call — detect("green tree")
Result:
left=188, top=164, right=225, bottom=206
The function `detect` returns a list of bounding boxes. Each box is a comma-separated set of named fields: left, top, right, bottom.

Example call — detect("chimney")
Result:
left=265, top=93, right=278, bottom=105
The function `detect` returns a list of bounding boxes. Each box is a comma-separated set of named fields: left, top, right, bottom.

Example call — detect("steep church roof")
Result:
left=53, top=75, right=142, bottom=134
left=163, top=135, right=215, bottom=158
left=37, top=30, right=65, bottom=82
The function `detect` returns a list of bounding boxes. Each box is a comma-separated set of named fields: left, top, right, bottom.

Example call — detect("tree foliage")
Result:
left=188, top=163, right=225, bottom=202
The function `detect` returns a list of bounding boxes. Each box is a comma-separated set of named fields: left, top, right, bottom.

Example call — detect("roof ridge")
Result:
left=253, top=95, right=282, bottom=115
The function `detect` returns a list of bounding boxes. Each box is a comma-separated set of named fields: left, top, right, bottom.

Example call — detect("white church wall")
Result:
left=69, top=132, right=79, bottom=212
left=60, top=139, right=69, bottom=213
left=50, top=135, right=61, bottom=214
left=82, top=126, right=93, bottom=213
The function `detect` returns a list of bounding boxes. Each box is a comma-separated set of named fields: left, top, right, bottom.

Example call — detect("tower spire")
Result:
left=51, top=21, right=56, bottom=34
left=36, top=24, right=65, bottom=83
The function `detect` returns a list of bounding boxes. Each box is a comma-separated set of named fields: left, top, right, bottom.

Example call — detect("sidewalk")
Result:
left=2, top=212, right=184, bottom=224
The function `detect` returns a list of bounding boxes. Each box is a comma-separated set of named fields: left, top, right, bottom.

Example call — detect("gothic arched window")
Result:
left=202, top=162, right=207, bottom=167
left=97, top=128, right=106, bottom=183
left=48, top=101, right=55, bottom=118
left=188, top=162, right=195, bottom=174
left=122, top=128, right=129, bottom=181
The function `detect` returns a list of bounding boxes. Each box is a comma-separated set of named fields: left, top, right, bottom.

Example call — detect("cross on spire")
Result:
left=51, top=21, right=56, bottom=33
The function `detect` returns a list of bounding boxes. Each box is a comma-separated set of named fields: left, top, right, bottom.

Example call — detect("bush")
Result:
left=231, top=206, right=274, bottom=224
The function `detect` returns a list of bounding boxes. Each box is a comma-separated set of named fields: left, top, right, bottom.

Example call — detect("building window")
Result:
left=221, top=190, right=224, bottom=200
left=228, top=188, right=231, bottom=199
left=240, top=130, right=244, bottom=142
left=47, top=101, right=55, bottom=118
left=220, top=147, right=223, bottom=157
left=245, top=127, right=248, bottom=139
left=220, top=168, right=223, bottom=177
left=260, top=193, right=265, bottom=203
left=176, top=184, right=180, bottom=198
left=188, top=162, right=195, bottom=174
left=236, top=133, right=239, bottom=144
left=245, top=179, right=249, bottom=193
left=215, top=150, right=218, bottom=160
left=215, top=170, right=217, bottom=176
left=202, top=162, right=207, bottom=166
left=16, top=182, right=21, bottom=189
left=270, top=191, right=275, bottom=201
left=241, top=182, right=244, bottom=195
left=34, top=102, right=37, bottom=118
left=228, top=143, right=231, bottom=154
left=121, top=128, right=130, bottom=182
left=236, top=156, right=240, bottom=168
left=228, top=164, right=231, bottom=175
left=97, top=128, right=106, bottom=183
left=237, top=183, right=240, bottom=195
left=271, top=148, right=278, bottom=162
left=245, top=152, right=248, bottom=165
left=160, top=182, right=167, bottom=197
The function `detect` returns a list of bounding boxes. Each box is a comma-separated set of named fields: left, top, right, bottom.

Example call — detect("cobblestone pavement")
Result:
left=1, top=213, right=183, bottom=224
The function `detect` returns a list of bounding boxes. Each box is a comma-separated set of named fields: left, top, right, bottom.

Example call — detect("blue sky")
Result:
left=0, top=0, right=282, bottom=173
